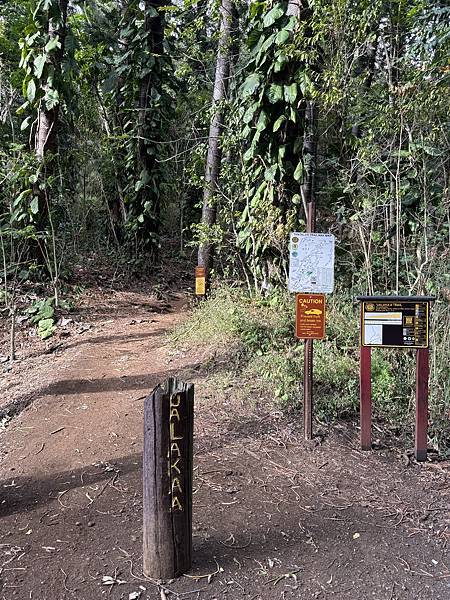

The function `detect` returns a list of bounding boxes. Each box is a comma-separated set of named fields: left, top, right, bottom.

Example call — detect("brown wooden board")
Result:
left=296, top=294, right=325, bottom=339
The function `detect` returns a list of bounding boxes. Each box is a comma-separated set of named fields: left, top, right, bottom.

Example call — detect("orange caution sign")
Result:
left=295, top=294, right=326, bottom=339
left=195, top=266, right=206, bottom=296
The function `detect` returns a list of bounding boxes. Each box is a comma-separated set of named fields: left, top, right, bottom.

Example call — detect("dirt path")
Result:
left=0, top=287, right=449, bottom=600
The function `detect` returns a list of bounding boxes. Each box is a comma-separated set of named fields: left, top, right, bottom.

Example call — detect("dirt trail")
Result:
left=0, top=287, right=449, bottom=600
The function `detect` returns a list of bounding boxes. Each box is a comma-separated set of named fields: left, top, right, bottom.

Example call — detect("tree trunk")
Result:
left=136, top=0, right=165, bottom=252
left=300, top=101, right=318, bottom=218
left=32, top=0, right=68, bottom=267
left=197, top=0, right=235, bottom=274
left=35, top=0, right=68, bottom=160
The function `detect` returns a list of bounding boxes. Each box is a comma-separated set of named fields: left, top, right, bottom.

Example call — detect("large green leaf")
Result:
left=33, top=54, right=46, bottom=79
left=264, top=164, right=278, bottom=181
left=273, top=114, right=286, bottom=132
left=294, top=161, right=304, bottom=181
left=284, top=83, right=298, bottom=104
left=267, top=83, right=283, bottom=103
left=241, top=73, right=261, bottom=97
left=263, top=7, right=284, bottom=28
left=27, top=78, right=36, bottom=103
left=44, top=36, right=61, bottom=53
left=276, top=29, right=290, bottom=45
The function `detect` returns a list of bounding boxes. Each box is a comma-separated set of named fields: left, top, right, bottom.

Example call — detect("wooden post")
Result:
left=143, top=377, right=194, bottom=579
left=415, top=348, right=429, bottom=462
left=360, top=345, right=372, bottom=450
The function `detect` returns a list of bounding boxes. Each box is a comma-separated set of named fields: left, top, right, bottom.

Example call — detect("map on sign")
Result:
left=288, top=233, right=335, bottom=294
left=360, top=300, right=429, bottom=348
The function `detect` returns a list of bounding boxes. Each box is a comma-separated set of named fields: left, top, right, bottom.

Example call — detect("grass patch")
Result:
left=173, top=286, right=450, bottom=456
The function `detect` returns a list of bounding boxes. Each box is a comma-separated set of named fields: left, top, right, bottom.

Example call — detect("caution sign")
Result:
left=195, top=266, right=206, bottom=296
left=296, top=294, right=326, bottom=339
left=359, top=297, right=432, bottom=348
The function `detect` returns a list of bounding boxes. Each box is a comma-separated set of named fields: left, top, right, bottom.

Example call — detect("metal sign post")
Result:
left=289, top=220, right=335, bottom=440
left=357, top=296, right=434, bottom=461
left=304, top=202, right=315, bottom=440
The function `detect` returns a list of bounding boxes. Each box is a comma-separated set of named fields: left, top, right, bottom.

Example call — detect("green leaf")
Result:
left=33, top=54, right=46, bottom=79
left=276, top=29, right=290, bottom=45
left=267, top=84, right=283, bottom=103
left=263, top=7, right=284, bottom=27
left=30, top=197, right=39, bottom=215
left=27, top=79, right=36, bottom=103
left=21, top=117, right=31, bottom=131
left=44, top=36, right=61, bottom=53
left=37, top=318, right=56, bottom=340
left=241, top=73, right=261, bottom=97
left=273, top=114, right=286, bottom=132
left=369, top=164, right=386, bottom=174
left=284, top=83, right=298, bottom=104
left=264, top=164, right=278, bottom=182
left=274, top=54, right=287, bottom=73
left=243, top=104, right=257, bottom=124
left=44, top=88, right=59, bottom=110
left=256, top=110, right=268, bottom=132
left=294, top=161, right=303, bottom=181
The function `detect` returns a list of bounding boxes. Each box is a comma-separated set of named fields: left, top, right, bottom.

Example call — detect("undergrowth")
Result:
left=173, top=286, right=450, bottom=456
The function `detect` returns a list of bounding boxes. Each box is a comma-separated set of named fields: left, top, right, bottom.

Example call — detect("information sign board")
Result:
left=195, top=266, right=206, bottom=296
left=295, top=294, right=326, bottom=339
left=288, top=233, right=335, bottom=294
left=359, top=297, right=431, bottom=348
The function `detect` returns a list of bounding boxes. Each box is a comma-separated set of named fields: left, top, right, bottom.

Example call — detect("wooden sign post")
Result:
left=357, top=296, right=434, bottom=461
left=143, top=377, right=194, bottom=579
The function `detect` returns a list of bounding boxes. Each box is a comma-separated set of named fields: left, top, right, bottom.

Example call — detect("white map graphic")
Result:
left=288, top=233, right=335, bottom=293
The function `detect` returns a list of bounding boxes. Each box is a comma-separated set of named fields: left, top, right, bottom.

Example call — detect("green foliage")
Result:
left=26, top=296, right=56, bottom=338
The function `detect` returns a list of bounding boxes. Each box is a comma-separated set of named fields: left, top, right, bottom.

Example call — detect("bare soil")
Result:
left=0, top=283, right=449, bottom=600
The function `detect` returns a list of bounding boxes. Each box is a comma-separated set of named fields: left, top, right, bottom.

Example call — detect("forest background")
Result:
left=0, top=0, right=449, bottom=453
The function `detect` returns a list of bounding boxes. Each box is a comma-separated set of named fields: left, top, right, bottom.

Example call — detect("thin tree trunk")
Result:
left=32, top=0, right=68, bottom=267
left=35, top=0, right=68, bottom=160
left=136, top=0, right=165, bottom=252
left=197, top=0, right=234, bottom=273
left=300, top=101, right=318, bottom=214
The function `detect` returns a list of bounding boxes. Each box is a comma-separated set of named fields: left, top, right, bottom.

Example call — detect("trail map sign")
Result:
left=359, top=297, right=430, bottom=349
left=288, top=233, right=335, bottom=294
left=296, top=294, right=326, bottom=339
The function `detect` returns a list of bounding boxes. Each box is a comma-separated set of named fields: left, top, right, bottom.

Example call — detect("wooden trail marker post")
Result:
left=143, top=377, right=194, bottom=579
left=357, top=296, right=434, bottom=461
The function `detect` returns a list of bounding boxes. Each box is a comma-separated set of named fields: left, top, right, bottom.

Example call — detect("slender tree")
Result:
left=197, top=0, right=235, bottom=275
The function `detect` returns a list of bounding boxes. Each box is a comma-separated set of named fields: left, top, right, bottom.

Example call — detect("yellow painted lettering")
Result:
left=171, top=457, right=181, bottom=475
left=171, top=478, right=182, bottom=494
left=170, top=442, right=181, bottom=457
left=170, top=421, right=183, bottom=441
left=170, top=394, right=181, bottom=408
left=170, top=408, right=180, bottom=422
left=172, top=496, right=183, bottom=511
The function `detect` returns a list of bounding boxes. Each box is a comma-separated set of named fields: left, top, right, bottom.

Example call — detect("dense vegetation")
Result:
left=1, top=1, right=449, bottom=451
